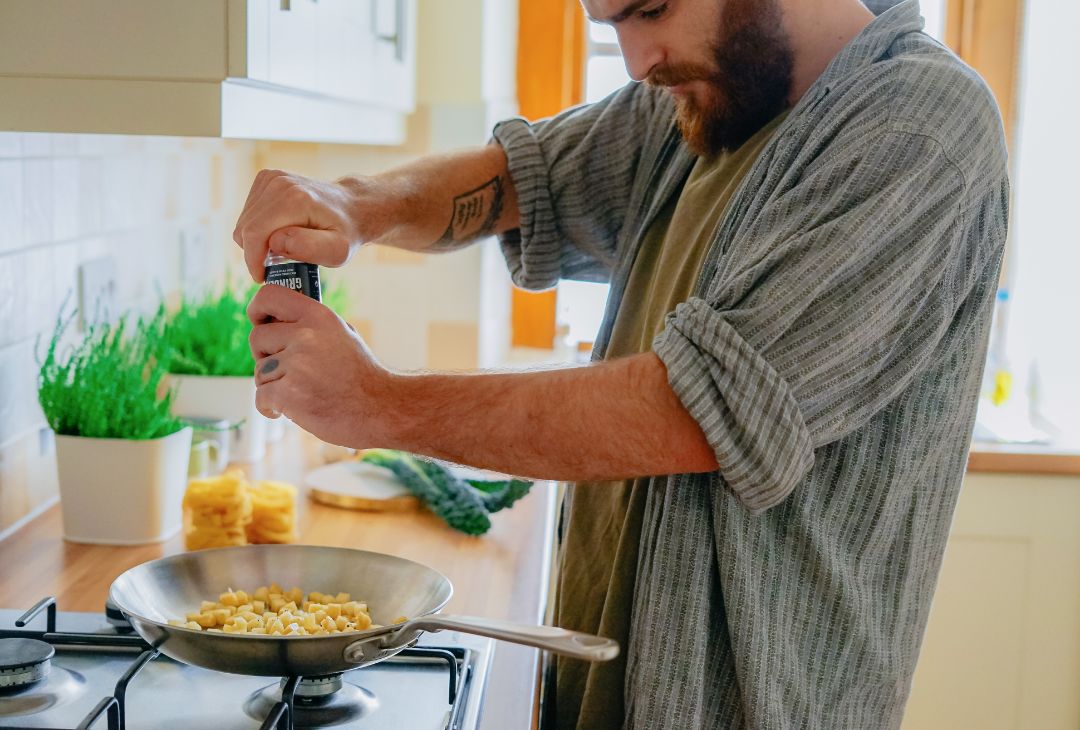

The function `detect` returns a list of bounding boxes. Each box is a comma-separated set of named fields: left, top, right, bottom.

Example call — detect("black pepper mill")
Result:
left=263, top=253, right=322, bottom=302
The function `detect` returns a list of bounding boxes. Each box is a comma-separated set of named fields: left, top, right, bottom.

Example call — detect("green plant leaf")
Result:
left=162, top=280, right=258, bottom=377
left=37, top=306, right=185, bottom=440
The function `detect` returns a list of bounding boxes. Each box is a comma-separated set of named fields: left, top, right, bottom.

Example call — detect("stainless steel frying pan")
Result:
left=109, top=544, right=618, bottom=677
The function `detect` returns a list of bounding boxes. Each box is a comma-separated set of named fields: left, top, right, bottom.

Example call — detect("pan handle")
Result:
left=399, top=614, right=619, bottom=662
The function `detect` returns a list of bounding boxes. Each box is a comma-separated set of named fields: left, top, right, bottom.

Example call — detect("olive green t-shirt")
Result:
left=551, top=112, right=788, bottom=730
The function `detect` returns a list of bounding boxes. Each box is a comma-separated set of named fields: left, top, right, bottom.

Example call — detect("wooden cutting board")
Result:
left=305, top=460, right=421, bottom=512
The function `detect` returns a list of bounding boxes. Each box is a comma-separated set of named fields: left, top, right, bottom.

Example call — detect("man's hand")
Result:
left=247, top=284, right=393, bottom=447
left=232, top=147, right=519, bottom=282
left=233, top=170, right=393, bottom=282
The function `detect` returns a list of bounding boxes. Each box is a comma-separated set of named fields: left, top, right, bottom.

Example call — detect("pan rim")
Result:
left=108, top=544, right=454, bottom=641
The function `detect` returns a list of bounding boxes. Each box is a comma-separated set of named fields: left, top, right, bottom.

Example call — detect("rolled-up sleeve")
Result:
left=492, top=82, right=668, bottom=289
left=653, top=128, right=1008, bottom=513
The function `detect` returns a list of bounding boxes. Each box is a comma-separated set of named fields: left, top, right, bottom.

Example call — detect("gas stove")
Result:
left=0, top=598, right=493, bottom=729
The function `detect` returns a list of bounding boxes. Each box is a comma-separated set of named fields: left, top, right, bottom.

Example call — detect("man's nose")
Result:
left=616, top=28, right=665, bottom=82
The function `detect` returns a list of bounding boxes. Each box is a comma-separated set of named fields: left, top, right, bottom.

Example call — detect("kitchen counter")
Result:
left=0, top=427, right=557, bottom=730
left=967, top=441, right=1080, bottom=475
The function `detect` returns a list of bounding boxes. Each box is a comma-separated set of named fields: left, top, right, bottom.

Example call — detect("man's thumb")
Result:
left=268, top=227, right=351, bottom=267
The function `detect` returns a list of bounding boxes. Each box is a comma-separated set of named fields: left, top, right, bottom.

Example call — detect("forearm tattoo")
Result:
left=431, top=176, right=505, bottom=251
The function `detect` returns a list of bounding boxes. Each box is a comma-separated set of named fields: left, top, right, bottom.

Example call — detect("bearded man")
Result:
left=234, top=0, right=1009, bottom=727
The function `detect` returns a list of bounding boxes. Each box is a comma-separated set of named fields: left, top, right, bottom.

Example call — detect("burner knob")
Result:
left=105, top=598, right=134, bottom=633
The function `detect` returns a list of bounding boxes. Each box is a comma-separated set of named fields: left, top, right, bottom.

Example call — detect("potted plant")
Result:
left=163, top=276, right=353, bottom=458
left=162, top=281, right=267, bottom=462
left=38, top=310, right=192, bottom=544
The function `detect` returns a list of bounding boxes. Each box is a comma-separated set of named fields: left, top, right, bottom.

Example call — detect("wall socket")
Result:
left=77, top=256, right=119, bottom=330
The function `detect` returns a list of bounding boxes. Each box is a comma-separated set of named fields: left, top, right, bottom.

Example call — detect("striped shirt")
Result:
left=492, top=1, right=1009, bottom=727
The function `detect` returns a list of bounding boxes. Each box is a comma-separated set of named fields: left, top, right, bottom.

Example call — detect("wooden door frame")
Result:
left=510, top=0, right=585, bottom=349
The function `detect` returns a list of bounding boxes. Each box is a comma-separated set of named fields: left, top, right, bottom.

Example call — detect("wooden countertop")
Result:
left=968, top=441, right=1080, bottom=476
left=0, top=428, right=556, bottom=730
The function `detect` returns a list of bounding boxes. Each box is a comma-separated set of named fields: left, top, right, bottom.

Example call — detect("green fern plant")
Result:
left=164, top=282, right=259, bottom=377
left=163, top=276, right=351, bottom=377
left=38, top=308, right=185, bottom=440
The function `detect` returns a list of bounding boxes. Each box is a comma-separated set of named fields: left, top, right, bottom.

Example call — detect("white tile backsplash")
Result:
left=0, top=161, right=25, bottom=254
left=20, top=133, right=51, bottom=157
left=101, top=156, right=140, bottom=229
left=49, top=241, right=80, bottom=315
left=22, top=159, right=54, bottom=245
left=0, top=131, right=258, bottom=531
left=0, top=339, right=44, bottom=448
left=0, top=253, right=17, bottom=347
left=78, top=158, right=103, bottom=236
left=0, top=134, right=21, bottom=159
left=51, top=158, right=80, bottom=241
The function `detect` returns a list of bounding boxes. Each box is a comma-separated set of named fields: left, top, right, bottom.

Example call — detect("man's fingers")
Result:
left=247, top=282, right=322, bottom=325
left=235, top=177, right=315, bottom=281
left=255, top=354, right=287, bottom=386
left=244, top=232, right=270, bottom=283
left=249, top=321, right=300, bottom=360
left=233, top=169, right=287, bottom=251
left=255, top=379, right=286, bottom=419
left=268, top=227, right=352, bottom=268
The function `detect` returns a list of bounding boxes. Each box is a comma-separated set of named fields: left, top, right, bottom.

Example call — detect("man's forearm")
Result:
left=341, top=144, right=520, bottom=254
left=376, top=352, right=719, bottom=481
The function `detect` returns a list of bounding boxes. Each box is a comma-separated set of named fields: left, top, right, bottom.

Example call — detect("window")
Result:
left=553, top=20, right=630, bottom=355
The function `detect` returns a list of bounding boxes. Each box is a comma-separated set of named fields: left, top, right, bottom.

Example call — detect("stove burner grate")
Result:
left=245, top=675, right=379, bottom=728
left=2, top=596, right=475, bottom=730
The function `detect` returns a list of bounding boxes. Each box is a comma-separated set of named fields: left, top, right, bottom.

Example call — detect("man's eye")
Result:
left=639, top=3, right=669, bottom=20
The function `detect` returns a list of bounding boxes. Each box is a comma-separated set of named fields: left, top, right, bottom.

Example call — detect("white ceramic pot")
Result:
left=54, top=428, right=193, bottom=545
left=169, top=375, right=266, bottom=462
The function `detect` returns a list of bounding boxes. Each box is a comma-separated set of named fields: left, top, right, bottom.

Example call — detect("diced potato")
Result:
left=179, top=584, right=376, bottom=636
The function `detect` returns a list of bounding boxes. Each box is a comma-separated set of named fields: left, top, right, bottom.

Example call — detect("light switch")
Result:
left=77, top=256, right=118, bottom=330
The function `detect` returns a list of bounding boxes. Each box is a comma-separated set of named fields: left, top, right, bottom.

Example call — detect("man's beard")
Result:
left=648, top=0, right=794, bottom=157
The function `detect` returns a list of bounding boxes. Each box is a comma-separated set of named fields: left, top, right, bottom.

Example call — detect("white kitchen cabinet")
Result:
left=0, top=0, right=417, bottom=144
left=901, top=470, right=1080, bottom=729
